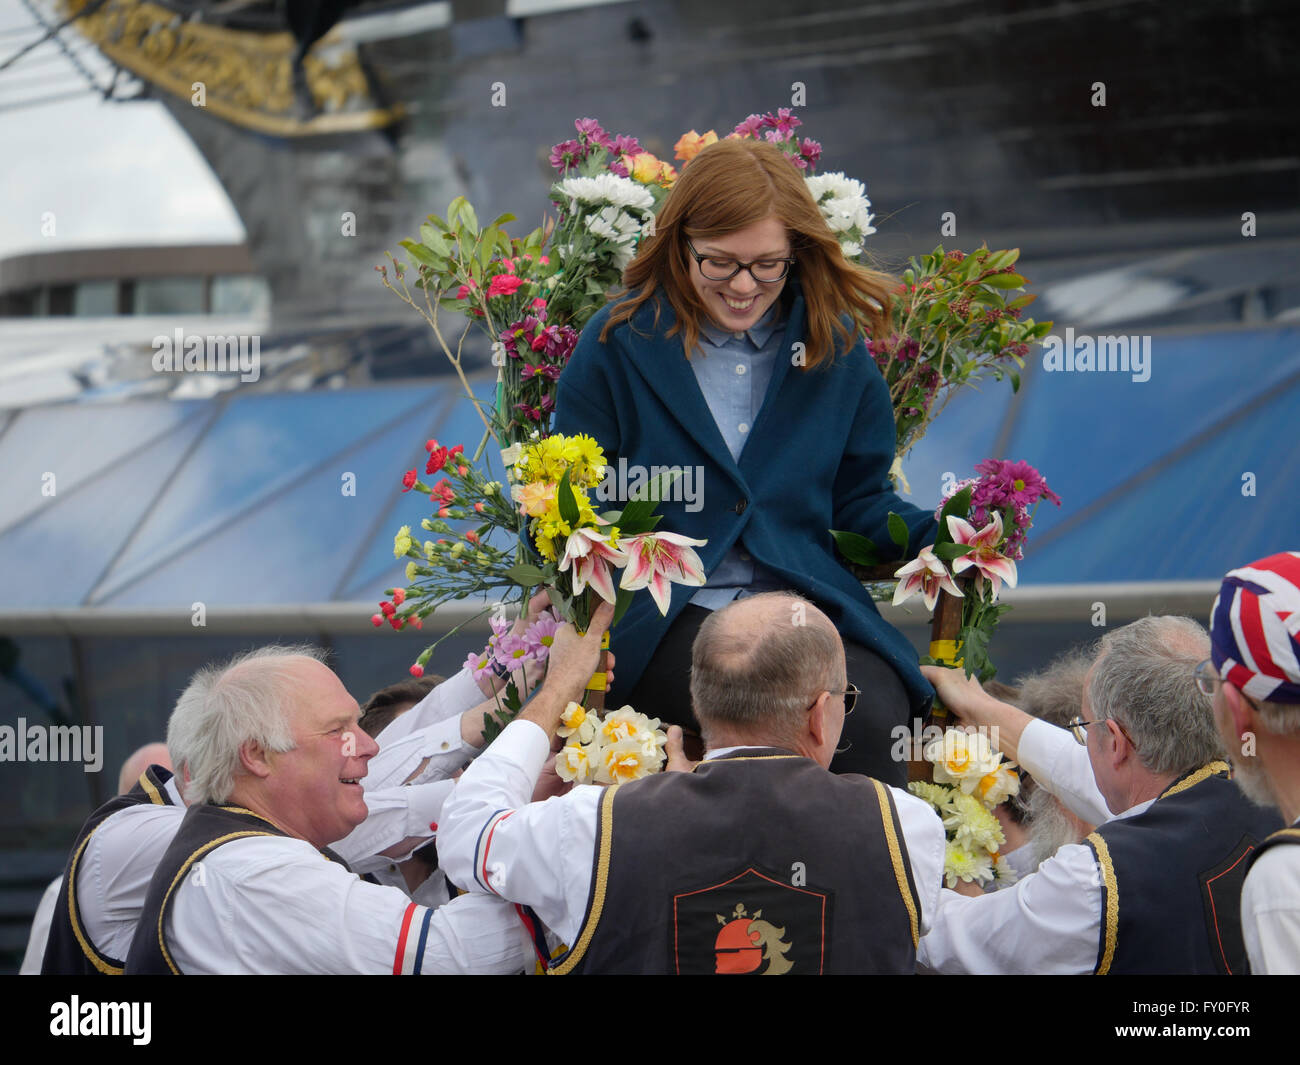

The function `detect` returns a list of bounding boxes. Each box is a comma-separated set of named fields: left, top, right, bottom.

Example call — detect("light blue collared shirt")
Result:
left=687, top=306, right=790, bottom=611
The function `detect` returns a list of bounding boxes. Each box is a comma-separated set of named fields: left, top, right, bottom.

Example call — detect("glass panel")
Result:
left=95, top=386, right=443, bottom=598
left=100, top=413, right=442, bottom=606
left=73, top=281, right=117, bottom=317
left=133, top=277, right=205, bottom=315
left=1025, top=380, right=1300, bottom=582
left=0, top=400, right=208, bottom=534
left=1002, top=327, right=1297, bottom=541
left=0, top=412, right=209, bottom=607
left=211, top=276, right=271, bottom=316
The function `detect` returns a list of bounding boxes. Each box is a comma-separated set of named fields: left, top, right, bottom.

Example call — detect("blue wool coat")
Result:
left=553, top=281, right=939, bottom=712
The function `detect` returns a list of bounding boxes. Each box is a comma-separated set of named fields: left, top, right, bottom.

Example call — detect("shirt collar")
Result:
left=698, top=303, right=782, bottom=350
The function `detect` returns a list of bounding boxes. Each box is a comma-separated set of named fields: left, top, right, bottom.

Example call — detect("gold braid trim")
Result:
left=138, top=771, right=166, bottom=806
left=1087, top=831, right=1119, bottom=975
left=549, top=784, right=621, bottom=975
left=872, top=780, right=919, bottom=948
left=156, top=830, right=278, bottom=974
left=66, top=830, right=123, bottom=974
left=1160, top=761, right=1231, bottom=800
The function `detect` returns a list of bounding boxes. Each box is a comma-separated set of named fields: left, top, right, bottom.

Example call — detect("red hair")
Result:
left=600, top=138, right=892, bottom=369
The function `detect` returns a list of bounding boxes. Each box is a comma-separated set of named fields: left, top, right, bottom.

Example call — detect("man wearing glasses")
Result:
left=438, top=592, right=946, bottom=974
left=1205, top=551, right=1300, bottom=973
left=917, top=615, right=1279, bottom=974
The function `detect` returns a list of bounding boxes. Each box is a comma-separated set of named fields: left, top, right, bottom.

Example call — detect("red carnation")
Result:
left=401, top=469, right=418, bottom=492
left=409, top=664, right=425, bottom=678
left=487, top=274, right=523, bottom=298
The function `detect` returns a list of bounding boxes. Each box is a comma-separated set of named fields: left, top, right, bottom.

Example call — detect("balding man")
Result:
left=124, top=640, right=604, bottom=974
left=918, top=615, right=1281, bottom=974
left=438, top=592, right=945, bottom=974
left=1204, top=551, right=1300, bottom=973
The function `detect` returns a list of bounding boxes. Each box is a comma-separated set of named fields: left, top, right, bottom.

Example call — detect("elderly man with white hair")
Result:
left=919, top=615, right=1281, bottom=975
left=125, top=626, right=606, bottom=975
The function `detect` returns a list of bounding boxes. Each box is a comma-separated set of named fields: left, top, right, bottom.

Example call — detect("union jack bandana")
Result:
left=1210, top=551, right=1300, bottom=704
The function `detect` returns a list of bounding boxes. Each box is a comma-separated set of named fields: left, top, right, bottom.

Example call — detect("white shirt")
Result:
left=438, top=720, right=947, bottom=951
left=77, top=774, right=187, bottom=964
left=1016, top=718, right=1114, bottom=825
left=374, top=667, right=484, bottom=748
left=20, top=876, right=61, bottom=974
left=165, top=834, right=531, bottom=974
left=1242, top=833, right=1300, bottom=974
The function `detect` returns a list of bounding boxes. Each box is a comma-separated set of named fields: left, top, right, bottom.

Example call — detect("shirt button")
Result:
left=738, top=422, right=749, bottom=434
left=734, top=499, right=748, bottom=514
left=440, top=741, right=449, bottom=750
left=740, top=552, right=752, bottom=562
left=735, top=364, right=747, bottom=375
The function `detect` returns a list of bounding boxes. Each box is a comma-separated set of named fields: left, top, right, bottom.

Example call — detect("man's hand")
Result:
left=664, top=726, right=696, bottom=773
left=920, top=664, right=1033, bottom=763
left=520, top=602, right=615, bottom=739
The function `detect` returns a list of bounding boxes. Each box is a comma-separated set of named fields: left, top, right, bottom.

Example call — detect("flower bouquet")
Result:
left=909, top=730, right=1021, bottom=889
left=832, top=458, right=1061, bottom=682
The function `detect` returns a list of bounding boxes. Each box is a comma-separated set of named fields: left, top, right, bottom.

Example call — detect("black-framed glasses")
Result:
left=686, top=241, right=796, bottom=283
left=1067, top=714, right=1139, bottom=751
left=826, top=684, right=860, bottom=716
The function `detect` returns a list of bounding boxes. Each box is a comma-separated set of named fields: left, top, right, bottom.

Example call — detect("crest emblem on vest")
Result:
left=671, top=866, right=832, bottom=974
left=714, top=903, right=793, bottom=975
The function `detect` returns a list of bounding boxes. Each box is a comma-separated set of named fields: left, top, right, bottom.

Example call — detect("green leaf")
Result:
left=399, top=239, right=443, bottom=270
left=932, top=541, right=973, bottom=562
left=477, top=235, right=496, bottom=271
left=557, top=470, right=580, bottom=525
left=982, top=273, right=1027, bottom=289
left=887, top=512, right=910, bottom=552
left=460, top=201, right=479, bottom=234
left=504, top=563, right=545, bottom=586
left=934, top=486, right=973, bottom=547
left=419, top=225, right=452, bottom=257
left=611, top=586, right=636, bottom=627
left=830, top=529, right=882, bottom=566
left=1010, top=370, right=1021, bottom=393
left=488, top=212, right=517, bottom=228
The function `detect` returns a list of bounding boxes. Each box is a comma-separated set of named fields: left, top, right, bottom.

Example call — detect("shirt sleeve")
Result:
left=332, top=779, right=455, bottom=873
left=437, top=719, right=601, bottom=947
left=375, top=667, right=483, bottom=746
left=20, top=877, right=61, bottom=974
left=916, top=841, right=1103, bottom=974
left=1242, top=849, right=1300, bottom=975
left=363, top=715, right=474, bottom=791
left=890, top=786, right=947, bottom=937
left=169, top=836, right=532, bottom=974
left=1017, top=718, right=1114, bottom=825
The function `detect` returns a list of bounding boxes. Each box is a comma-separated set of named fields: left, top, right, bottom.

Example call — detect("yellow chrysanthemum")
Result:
left=943, top=791, right=1006, bottom=854
left=944, top=840, right=994, bottom=888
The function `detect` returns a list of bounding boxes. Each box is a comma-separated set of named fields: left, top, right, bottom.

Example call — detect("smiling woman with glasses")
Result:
left=553, top=137, right=941, bottom=786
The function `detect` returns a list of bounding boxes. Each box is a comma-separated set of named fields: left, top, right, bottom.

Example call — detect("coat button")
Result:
left=734, top=499, right=747, bottom=514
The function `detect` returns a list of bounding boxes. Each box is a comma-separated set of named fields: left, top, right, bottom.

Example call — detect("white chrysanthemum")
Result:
left=907, top=780, right=957, bottom=813
left=926, top=729, right=1003, bottom=792
left=555, top=173, right=655, bottom=212
left=805, top=172, right=868, bottom=204
left=943, top=790, right=1006, bottom=854
left=990, top=852, right=1019, bottom=889
left=805, top=171, right=876, bottom=257
left=944, top=840, right=994, bottom=888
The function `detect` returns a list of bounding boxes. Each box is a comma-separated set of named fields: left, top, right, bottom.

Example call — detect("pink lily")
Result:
left=559, top=527, right=629, bottom=605
left=893, top=546, right=964, bottom=612
left=618, top=531, right=708, bottom=615
left=946, top=513, right=1018, bottom=600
